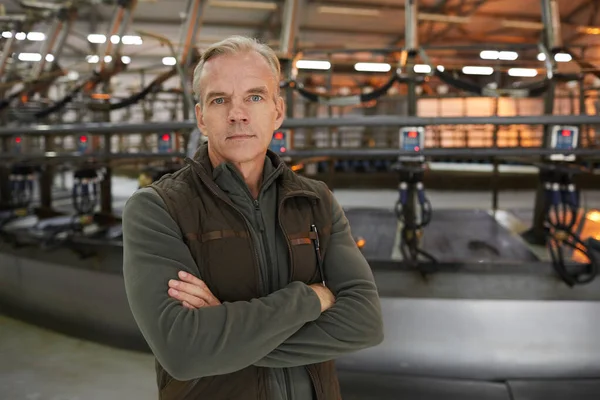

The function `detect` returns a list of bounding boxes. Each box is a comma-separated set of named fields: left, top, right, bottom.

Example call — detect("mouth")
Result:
left=227, top=134, right=255, bottom=140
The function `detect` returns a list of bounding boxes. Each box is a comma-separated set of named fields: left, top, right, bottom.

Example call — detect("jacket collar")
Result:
left=185, top=142, right=321, bottom=200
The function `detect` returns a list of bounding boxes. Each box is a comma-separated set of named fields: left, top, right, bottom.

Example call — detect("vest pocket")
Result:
left=288, top=231, right=321, bottom=284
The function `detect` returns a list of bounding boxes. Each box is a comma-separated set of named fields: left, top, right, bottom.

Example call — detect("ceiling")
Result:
left=2, top=0, right=600, bottom=90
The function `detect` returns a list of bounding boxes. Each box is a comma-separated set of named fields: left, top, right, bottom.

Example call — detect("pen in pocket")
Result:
left=310, top=224, right=326, bottom=286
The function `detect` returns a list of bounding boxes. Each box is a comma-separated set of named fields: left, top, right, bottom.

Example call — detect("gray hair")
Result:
left=192, top=35, right=281, bottom=107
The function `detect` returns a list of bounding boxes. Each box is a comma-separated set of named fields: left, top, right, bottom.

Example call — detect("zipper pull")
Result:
left=310, top=224, right=326, bottom=286
left=254, top=200, right=265, bottom=232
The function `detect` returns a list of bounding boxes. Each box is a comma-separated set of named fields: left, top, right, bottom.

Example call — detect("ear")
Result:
left=273, top=96, right=285, bottom=130
left=195, top=103, right=206, bottom=132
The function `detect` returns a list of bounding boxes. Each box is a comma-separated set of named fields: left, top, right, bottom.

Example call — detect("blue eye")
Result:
left=250, top=95, right=262, bottom=102
left=213, top=98, right=224, bottom=104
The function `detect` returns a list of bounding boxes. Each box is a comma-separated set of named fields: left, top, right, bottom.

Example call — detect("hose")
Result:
left=543, top=171, right=598, bottom=286
left=395, top=165, right=437, bottom=266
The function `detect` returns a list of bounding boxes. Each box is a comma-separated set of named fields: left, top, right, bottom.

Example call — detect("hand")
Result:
left=168, top=271, right=221, bottom=309
left=308, top=284, right=335, bottom=313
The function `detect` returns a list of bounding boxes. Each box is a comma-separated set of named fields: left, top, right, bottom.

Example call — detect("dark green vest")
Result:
left=150, top=146, right=342, bottom=400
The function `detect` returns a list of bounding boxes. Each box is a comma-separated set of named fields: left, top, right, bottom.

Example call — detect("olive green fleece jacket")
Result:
left=122, top=157, right=384, bottom=400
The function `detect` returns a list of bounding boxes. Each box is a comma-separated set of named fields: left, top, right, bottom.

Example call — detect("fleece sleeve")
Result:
left=122, top=188, right=322, bottom=381
left=253, top=191, right=384, bottom=368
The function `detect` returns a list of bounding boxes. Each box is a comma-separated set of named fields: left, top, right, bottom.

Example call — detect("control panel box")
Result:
left=398, top=126, right=425, bottom=161
left=549, top=125, right=578, bottom=161
left=269, top=129, right=292, bottom=154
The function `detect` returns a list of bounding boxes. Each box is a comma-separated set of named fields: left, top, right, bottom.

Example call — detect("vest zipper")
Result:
left=253, top=199, right=269, bottom=295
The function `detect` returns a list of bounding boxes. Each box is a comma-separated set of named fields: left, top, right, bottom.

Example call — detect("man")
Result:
left=122, top=35, right=384, bottom=400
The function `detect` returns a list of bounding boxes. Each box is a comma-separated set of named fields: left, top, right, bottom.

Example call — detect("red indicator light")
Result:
left=561, top=130, right=571, bottom=137
left=162, top=134, right=170, bottom=141
left=280, top=147, right=286, bottom=153
left=15, top=137, right=21, bottom=144
left=414, top=146, right=420, bottom=152
left=274, top=132, right=284, bottom=140
left=408, top=131, right=418, bottom=138
left=79, top=136, right=87, bottom=143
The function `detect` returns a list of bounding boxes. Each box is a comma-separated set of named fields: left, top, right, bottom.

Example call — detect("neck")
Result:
left=208, top=149, right=264, bottom=198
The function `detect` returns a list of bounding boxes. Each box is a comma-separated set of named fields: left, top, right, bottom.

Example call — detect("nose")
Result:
left=228, top=102, right=250, bottom=124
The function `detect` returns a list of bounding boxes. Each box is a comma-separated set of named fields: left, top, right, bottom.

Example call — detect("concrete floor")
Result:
left=2, top=177, right=600, bottom=400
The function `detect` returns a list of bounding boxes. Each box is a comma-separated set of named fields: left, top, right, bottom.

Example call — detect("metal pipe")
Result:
left=405, top=0, right=418, bottom=51
left=176, top=0, right=205, bottom=67
left=279, top=0, right=300, bottom=58
left=98, top=0, right=138, bottom=74
left=0, top=147, right=598, bottom=164
left=541, top=0, right=562, bottom=50
left=5, top=114, right=600, bottom=136
left=31, top=9, right=67, bottom=79
left=0, top=28, right=17, bottom=82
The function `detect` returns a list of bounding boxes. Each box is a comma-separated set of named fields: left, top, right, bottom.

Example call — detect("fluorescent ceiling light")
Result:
left=45, top=54, right=54, bottom=62
left=111, top=35, right=120, bottom=44
left=480, top=50, right=498, bottom=60
left=480, top=50, right=518, bottom=61
left=209, top=0, right=277, bottom=10
left=27, top=32, right=45, bottom=41
left=163, top=57, right=177, bottom=66
left=88, top=34, right=106, bottom=44
left=104, top=55, right=112, bottom=63
left=437, top=65, right=445, bottom=72
left=414, top=64, right=431, bottom=74
left=18, top=52, right=42, bottom=62
left=508, top=68, right=537, bottom=77
left=122, top=35, right=143, bottom=45
left=355, top=62, right=391, bottom=72
left=15, top=32, right=26, bottom=40
left=121, top=56, right=131, bottom=64
left=2, top=31, right=12, bottom=39
left=86, top=55, right=100, bottom=64
left=462, top=66, right=494, bottom=75
left=554, top=53, right=572, bottom=62
left=296, top=60, right=331, bottom=70
left=498, top=51, right=518, bottom=61
left=537, top=52, right=572, bottom=62
left=317, top=5, right=380, bottom=17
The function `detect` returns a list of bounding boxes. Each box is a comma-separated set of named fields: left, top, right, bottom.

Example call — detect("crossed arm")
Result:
left=122, top=188, right=384, bottom=381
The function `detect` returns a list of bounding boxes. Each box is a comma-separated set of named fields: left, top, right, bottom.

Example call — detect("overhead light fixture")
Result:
left=508, top=68, right=537, bottom=77
left=462, top=66, right=494, bottom=75
left=45, top=54, right=54, bottom=62
left=296, top=60, right=331, bottom=70
left=15, top=32, right=26, bottom=40
left=209, top=0, right=277, bottom=10
left=317, top=5, right=380, bottom=17
left=537, top=52, right=572, bottom=62
left=554, top=53, right=572, bottom=62
left=437, top=65, right=445, bottom=72
left=88, top=34, right=106, bottom=44
left=354, top=62, right=391, bottom=72
left=498, top=51, right=518, bottom=61
left=480, top=50, right=499, bottom=60
left=26, top=32, right=45, bottom=41
left=121, top=56, right=131, bottom=64
left=163, top=56, right=177, bottom=66
left=122, top=35, right=143, bottom=45
left=413, top=64, right=432, bottom=74
left=480, top=50, right=518, bottom=61
left=18, top=52, right=42, bottom=62
left=104, top=55, right=112, bottom=63
left=2, top=31, right=12, bottom=39
left=111, top=35, right=120, bottom=44
left=86, top=55, right=100, bottom=64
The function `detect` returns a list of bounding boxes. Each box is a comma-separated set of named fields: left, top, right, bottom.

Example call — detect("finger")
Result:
left=169, top=280, right=218, bottom=305
left=168, top=288, right=206, bottom=308
left=183, top=301, right=196, bottom=310
left=178, top=271, right=209, bottom=290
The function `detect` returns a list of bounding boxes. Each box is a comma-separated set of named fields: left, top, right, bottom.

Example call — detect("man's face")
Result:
left=195, top=51, right=285, bottom=166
